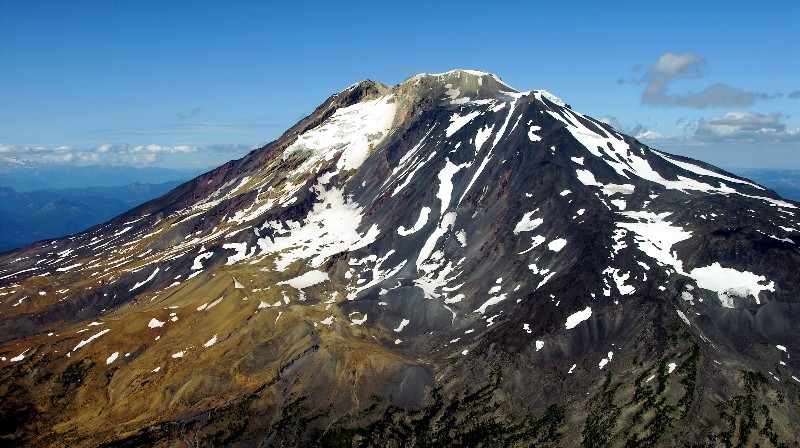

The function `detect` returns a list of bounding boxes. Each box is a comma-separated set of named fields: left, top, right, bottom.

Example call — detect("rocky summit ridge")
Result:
left=1, top=70, right=799, bottom=447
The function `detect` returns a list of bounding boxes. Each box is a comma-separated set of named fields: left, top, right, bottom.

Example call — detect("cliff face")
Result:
left=1, top=70, right=799, bottom=447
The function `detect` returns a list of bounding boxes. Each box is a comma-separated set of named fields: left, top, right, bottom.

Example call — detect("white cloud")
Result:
left=643, top=52, right=705, bottom=99
left=635, top=111, right=800, bottom=147
left=599, top=115, right=652, bottom=141
left=90, top=143, right=198, bottom=155
left=694, top=111, right=800, bottom=143
left=129, top=144, right=198, bottom=154
left=629, top=51, right=778, bottom=108
left=0, top=142, right=222, bottom=167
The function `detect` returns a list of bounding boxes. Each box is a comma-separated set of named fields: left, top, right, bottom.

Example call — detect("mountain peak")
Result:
left=393, top=69, right=518, bottom=104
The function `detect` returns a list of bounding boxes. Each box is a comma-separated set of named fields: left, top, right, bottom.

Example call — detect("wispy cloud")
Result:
left=623, top=52, right=780, bottom=108
left=91, top=122, right=260, bottom=135
left=789, top=90, right=800, bottom=99
left=176, top=106, right=204, bottom=120
left=203, top=143, right=261, bottom=154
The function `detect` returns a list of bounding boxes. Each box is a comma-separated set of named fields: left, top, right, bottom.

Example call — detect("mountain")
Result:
left=0, top=164, right=201, bottom=192
left=0, top=181, right=183, bottom=253
left=729, top=168, right=800, bottom=202
left=1, top=70, right=799, bottom=447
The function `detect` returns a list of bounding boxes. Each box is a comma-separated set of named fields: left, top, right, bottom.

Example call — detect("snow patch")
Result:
left=667, top=362, right=677, bottom=374
left=277, top=270, right=329, bottom=290
left=446, top=110, right=482, bottom=137
left=565, top=306, right=592, bottom=329
left=513, top=211, right=543, bottom=234
left=73, top=329, right=110, bottom=352
left=204, top=335, right=218, bottom=348
left=394, top=319, right=410, bottom=332
left=398, top=207, right=431, bottom=236
left=528, top=125, right=542, bottom=142
left=548, top=238, right=567, bottom=252
left=688, top=262, right=775, bottom=307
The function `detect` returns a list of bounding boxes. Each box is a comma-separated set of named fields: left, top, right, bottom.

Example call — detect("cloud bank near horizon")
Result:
left=0, top=143, right=256, bottom=167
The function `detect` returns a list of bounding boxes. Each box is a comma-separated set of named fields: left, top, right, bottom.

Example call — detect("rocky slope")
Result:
left=1, top=70, right=799, bottom=447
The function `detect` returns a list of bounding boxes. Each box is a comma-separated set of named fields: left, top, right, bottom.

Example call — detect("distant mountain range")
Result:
left=0, top=164, right=203, bottom=192
left=0, top=164, right=202, bottom=252
left=0, top=181, right=183, bottom=252
left=729, top=168, right=800, bottom=202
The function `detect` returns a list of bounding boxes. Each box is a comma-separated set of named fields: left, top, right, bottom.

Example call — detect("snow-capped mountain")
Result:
left=1, top=70, right=799, bottom=446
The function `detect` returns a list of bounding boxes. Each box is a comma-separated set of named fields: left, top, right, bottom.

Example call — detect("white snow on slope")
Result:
left=258, top=186, right=380, bottom=271
left=688, top=262, right=775, bottom=307
left=204, top=335, right=218, bottom=348
left=619, top=212, right=774, bottom=306
left=528, top=125, right=542, bottom=142
left=223, top=243, right=249, bottom=265
left=416, top=158, right=468, bottom=270
left=676, top=309, right=691, bottom=326
left=565, top=306, right=592, bottom=329
left=277, top=270, right=329, bottom=289
left=476, top=294, right=507, bottom=314
left=599, top=351, right=613, bottom=369
left=446, top=110, right=482, bottom=137
left=533, top=90, right=567, bottom=107
left=394, top=319, right=410, bottom=332
left=148, top=318, right=165, bottom=328
left=192, top=252, right=213, bottom=270
left=667, top=362, right=678, bottom=374
left=131, top=267, right=160, bottom=290
left=73, top=329, right=110, bottom=351
left=617, top=211, right=692, bottom=272
left=605, top=267, right=634, bottom=295
left=514, top=211, right=543, bottom=234
left=10, top=349, right=29, bottom=362
left=284, top=95, right=397, bottom=173
left=656, top=152, right=763, bottom=190
left=474, top=124, right=495, bottom=152
left=551, top=107, right=767, bottom=198
left=398, top=207, right=431, bottom=236
left=548, top=238, right=567, bottom=252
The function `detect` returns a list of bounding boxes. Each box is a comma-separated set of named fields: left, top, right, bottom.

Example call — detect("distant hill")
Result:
left=729, top=168, right=800, bottom=202
left=0, top=164, right=202, bottom=192
left=0, top=181, right=182, bottom=252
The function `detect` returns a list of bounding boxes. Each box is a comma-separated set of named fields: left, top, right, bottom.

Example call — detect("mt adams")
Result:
left=1, top=70, right=799, bottom=446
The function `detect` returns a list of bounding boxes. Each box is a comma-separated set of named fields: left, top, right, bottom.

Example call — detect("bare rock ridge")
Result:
left=1, top=69, right=799, bottom=446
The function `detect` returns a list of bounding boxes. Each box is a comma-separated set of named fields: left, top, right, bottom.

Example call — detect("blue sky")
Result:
left=1, top=0, right=798, bottom=170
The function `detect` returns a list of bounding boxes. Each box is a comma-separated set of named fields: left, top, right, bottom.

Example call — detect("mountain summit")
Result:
left=1, top=70, right=799, bottom=446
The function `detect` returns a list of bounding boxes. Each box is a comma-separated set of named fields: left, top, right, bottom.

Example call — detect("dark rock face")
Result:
left=1, top=70, right=799, bottom=446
